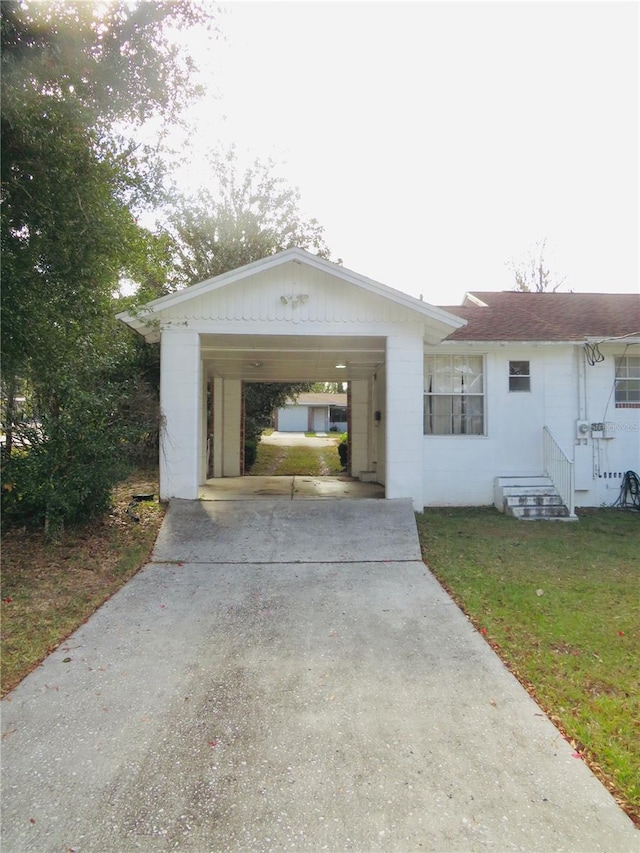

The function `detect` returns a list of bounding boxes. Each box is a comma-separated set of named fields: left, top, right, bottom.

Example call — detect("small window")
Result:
left=615, top=356, right=640, bottom=407
left=509, top=360, right=531, bottom=392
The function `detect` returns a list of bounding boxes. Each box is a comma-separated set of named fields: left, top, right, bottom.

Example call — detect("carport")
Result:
left=117, top=248, right=465, bottom=510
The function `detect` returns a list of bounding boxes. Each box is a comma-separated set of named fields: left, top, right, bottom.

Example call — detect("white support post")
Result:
left=385, top=333, right=424, bottom=509
left=212, top=377, right=224, bottom=478
left=350, top=379, right=370, bottom=477
left=222, top=380, right=242, bottom=476
left=159, top=329, right=202, bottom=500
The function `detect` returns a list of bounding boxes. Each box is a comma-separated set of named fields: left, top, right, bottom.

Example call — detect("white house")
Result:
left=117, top=248, right=640, bottom=516
left=424, top=291, right=640, bottom=516
left=275, top=392, right=348, bottom=433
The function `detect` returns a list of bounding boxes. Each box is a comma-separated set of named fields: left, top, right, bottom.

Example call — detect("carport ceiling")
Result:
left=201, top=334, right=386, bottom=381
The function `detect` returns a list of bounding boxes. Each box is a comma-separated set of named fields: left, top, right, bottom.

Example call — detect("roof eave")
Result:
left=116, top=248, right=468, bottom=336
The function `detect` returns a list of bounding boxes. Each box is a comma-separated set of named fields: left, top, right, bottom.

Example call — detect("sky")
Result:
left=163, top=1, right=639, bottom=306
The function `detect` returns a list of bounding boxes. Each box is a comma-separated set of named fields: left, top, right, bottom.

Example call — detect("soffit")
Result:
left=202, top=334, right=386, bottom=382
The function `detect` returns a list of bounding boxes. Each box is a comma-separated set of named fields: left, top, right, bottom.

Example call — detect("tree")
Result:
left=162, top=149, right=333, bottom=454
left=163, top=147, right=331, bottom=289
left=1, top=1, right=214, bottom=530
left=507, top=238, right=566, bottom=293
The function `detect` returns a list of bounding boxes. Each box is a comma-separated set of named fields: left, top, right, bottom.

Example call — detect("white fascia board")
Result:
left=462, top=292, right=489, bottom=307
left=433, top=340, right=589, bottom=348
left=294, top=250, right=467, bottom=330
left=583, top=335, right=640, bottom=345
left=435, top=338, right=640, bottom=347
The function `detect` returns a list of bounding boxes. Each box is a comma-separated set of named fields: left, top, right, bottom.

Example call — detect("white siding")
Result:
left=277, top=405, right=309, bottom=432
left=577, top=344, right=640, bottom=506
left=422, top=342, right=640, bottom=508
left=159, top=262, right=421, bottom=327
left=386, top=334, right=424, bottom=508
left=160, top=329, right=202, bottom=500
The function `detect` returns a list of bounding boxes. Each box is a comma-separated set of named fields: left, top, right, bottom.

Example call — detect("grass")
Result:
left=1, top=470, right=165, bottom=696
left=248, top=441, right=343, bottom=476
left=415, top=506, right=640, bottom=826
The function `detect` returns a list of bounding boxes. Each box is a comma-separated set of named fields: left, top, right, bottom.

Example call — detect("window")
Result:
left=615, top=355, right=640, bottom=407
left=509, top=360, right=531, bottom=392
left=329, top=406, right=347, bottom=423
left=424, top=355, right=484, bottom=435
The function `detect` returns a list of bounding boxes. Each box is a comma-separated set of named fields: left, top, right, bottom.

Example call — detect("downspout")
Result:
left=577, top=344, right=587, bottom=422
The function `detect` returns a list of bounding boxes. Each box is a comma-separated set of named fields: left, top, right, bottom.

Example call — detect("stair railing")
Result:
left=543, top=426, right=575, bottom=517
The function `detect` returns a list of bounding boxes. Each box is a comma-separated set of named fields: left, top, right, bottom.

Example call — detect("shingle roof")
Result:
left=287, top=393, right=348, bottom=407
left=439, top=291, right=640, bottom=341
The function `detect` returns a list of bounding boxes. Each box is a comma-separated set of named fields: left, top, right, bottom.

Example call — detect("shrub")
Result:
left=1, top=384, right=130, bottom=534
left=338, top=432, right=348, bottom=468
left=244, top=438, right=258, bottom=470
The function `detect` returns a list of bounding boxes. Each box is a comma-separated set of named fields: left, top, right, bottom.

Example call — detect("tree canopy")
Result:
left=163, top=148, right=331, bottom=288
left=507, top=238, right=566, bottom=293
left=1, top=1, right=214, bottom=530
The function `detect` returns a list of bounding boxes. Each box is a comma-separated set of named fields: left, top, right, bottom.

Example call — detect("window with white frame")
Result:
left=509, top=360, right=531, bottom=392
left=615, top=355, right=640, bottom=407
left=424, top=355, right=484, bottom=435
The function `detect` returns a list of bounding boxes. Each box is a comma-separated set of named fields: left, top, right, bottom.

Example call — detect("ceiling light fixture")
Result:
left=335, top=363, right=346, bottom=369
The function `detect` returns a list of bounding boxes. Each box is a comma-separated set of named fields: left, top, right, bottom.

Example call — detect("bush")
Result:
left=338, top=432, right=348, bottom=468
left=1, top=384, right=130, bottom=534
left=244, top=438, right=258, bottom=470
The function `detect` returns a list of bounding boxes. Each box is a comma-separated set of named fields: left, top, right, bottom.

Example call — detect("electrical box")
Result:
left=591, top=422, right=605, bottom=438
left=576, top=420, right=590, bottom=439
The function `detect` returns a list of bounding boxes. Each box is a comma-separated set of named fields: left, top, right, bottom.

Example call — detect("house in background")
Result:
left=117, top=248, right=639, bottom=517
left=275, top=392, right=348, bottom=433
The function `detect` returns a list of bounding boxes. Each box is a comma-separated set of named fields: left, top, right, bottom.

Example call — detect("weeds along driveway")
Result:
left=1, top=499, right=637, bottom=852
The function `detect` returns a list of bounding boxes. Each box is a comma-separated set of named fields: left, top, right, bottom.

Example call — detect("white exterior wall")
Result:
left=211, top=377, right=224, bottom=478
left=277, top=405, right=309, bottom=432
left=160, top=329, right=202, bottom=500
left=210, top=378, right=242, bottom=477
left=422, top=345, right=577, bottom=506
left=350, top=380, right=370, bottom=477
left=222, top=380, right=242, bottom=476
left=576, top=344, right=640, bottom=506
left=386, top=334, right=424, bottom=508
left=422, top=342, right=640, bottom=508
left=373, top=367, right=386, bottom=484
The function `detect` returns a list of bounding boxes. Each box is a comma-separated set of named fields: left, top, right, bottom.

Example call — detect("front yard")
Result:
left=415, top=506, right=639, bottom=826
left=1, top=459, right=637, bottom=826
left=248, top=438, right=343, bottom=476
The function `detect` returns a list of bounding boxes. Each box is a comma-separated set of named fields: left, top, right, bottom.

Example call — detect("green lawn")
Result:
left=248, top=441, right=343, bottom=476
left=415, top=507, right=640, bottom=825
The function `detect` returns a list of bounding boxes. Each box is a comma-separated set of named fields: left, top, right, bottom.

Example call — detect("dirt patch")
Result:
left=1, top=471, right=165, bottom=696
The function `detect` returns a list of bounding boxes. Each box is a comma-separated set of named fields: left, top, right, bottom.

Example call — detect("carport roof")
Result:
left=116, top=247, right=466, bottom=344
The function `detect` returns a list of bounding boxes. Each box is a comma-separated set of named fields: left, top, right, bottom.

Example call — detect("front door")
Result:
left=313, top=407, right=327, bottom=432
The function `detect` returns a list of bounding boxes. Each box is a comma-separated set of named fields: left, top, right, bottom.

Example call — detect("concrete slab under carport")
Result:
left=2, top=498, right=638, bottom=852
left=198, top=474, right=384, bottom=501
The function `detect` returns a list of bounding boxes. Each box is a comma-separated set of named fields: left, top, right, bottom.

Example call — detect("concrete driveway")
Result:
left=259, top=430, right=339, bottom=447
left=2, top=499, right=637, bottom=852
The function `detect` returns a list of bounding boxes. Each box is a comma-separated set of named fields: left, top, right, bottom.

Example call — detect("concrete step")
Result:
left=494, top=475, right=577, bottom=521
left=505, top=494, right=565, bottom=508
left=509, top=504, right=572, bottom=520
left=501, top=486, right=559, bottom=498
left=495, top=476, right=553, bottom=488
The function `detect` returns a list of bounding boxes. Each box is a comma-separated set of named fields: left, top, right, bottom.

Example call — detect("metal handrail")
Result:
left=543, top=426, right=575, bottom=516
